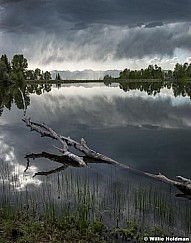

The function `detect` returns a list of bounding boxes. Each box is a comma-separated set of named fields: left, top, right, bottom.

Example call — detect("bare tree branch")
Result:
left=33, top=165, right=68, bottom=177
left=23, top=117, right=191, bottom=199
left=23, top=117, right=86, bottom=167
left=19, top=88, right=191, bottom=200
left=23, top=117, right=129, bottom=169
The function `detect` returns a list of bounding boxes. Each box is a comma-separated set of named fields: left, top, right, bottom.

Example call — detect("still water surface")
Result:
left=1, top=83, right=191, bottom=177
left=0, top=82, right=191, bottom=235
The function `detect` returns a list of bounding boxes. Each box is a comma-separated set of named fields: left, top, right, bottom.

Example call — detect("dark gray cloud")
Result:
left=1, top=0, right=191, bottom=33
left=115, top=23, right=191, bottom=58
left=1, top=0, right=191, bottom=68
left=145, top=22, right=163, bottom=28
left=0, top=22, right=191, bottom=67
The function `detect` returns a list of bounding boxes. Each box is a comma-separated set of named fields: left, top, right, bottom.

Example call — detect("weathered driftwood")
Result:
left=19, top=88, right=191, bottom=200
left=23, top=116, right=129, bottom=169
left=145, top=172, right=191, bottom=199
left=23, top=117, right=87, bottom=167
left=23, top=117, right=191, bottom=200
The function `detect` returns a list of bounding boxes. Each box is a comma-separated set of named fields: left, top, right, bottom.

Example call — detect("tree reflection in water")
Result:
left=1, top=81, right=191, bottom=118
left=0, top=83, right=52, bottom=117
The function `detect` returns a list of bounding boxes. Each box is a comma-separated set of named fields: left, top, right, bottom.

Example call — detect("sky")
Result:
left=0, top=0, right=191, bottom=71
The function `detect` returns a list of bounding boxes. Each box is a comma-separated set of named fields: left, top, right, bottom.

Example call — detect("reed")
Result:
left=0, top=160, right=190, bottom=242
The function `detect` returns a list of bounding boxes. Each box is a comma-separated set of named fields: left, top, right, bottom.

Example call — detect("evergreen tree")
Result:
left=0, top=54, right=11, bottom=82
left=1, top=54, right=11, bottom=73
left=34, top=68, right=41, bottom=80
left=57, top=73, right=61, bottom=80
left=11, top=54, right=28, bottom=81
left=44, top=71, right=52, bottom=80
left=55, top=73, right=61, bottom=80
left=0, top=61, right=8, bottom=81
left=11, top=54, right=28, bottom=73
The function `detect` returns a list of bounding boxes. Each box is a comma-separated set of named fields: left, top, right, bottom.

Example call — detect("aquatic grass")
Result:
left=184, top=204, right=191, bottom=234
left=0, top=160, right=190, bottom=242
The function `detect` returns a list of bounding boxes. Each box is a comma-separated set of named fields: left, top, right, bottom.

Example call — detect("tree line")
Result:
left=1, top=53, right=191, bottom=83
left=0, top=54, right=62, bottom=84
left=104, top=63, right=191, bottom=81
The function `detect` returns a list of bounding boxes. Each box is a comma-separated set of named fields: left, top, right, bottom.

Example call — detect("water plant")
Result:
left=0, top=160, right=190, bottom=242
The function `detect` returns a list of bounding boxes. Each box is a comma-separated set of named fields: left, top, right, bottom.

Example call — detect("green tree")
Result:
left=0, top=54, right=11, bottom=83
left=103, top=74, right=112, bottom=80
left=186, top=63, right=191, bottom=77
left=1, top=54, right=11, bottom=73
left=173, top=63, right=185, bottom=79
left=129, top=71, right=136, bottom=79
left=119, top=68, right=130, bottom=79
left=34, top=68, right=41, bottom=80
left=11, top=54, right=28, bottom=81
left=164, top=70, right=173, bottom=80
left=0, top=61, right=8, bottom=80
left=147, top=65, right=155, bottom=78
left=26, top=70, right=35, bottom=80
left=11, top=54, right=28, bottom=73
left=44, top=71, right=52, bottom=80
left=55, top=73, right=61, bottom=80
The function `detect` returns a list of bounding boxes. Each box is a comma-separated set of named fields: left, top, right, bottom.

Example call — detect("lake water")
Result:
left=0, top=82, right=191, bottom=236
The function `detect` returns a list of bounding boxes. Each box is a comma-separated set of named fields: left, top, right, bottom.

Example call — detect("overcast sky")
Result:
left=1, top=0, right=191, bottom=71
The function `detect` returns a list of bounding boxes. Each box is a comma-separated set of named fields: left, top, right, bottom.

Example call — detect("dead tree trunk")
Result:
left=19, top=88, right=191, bottom=200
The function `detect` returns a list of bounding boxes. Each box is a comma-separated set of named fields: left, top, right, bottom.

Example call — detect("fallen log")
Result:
left=23, top=116, right=129, bottom=169
left=145, top=172, right=191, bottom=199
left=19, top=88, right=191, bottom=200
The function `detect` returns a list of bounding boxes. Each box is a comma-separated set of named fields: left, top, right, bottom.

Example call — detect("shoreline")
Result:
left=25, top=78, right=191, bottom=84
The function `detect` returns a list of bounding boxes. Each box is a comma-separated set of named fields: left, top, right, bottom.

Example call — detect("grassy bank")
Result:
left=0, top=162, right=190, bottom=242
left=0, top=206, right=170, bottom=243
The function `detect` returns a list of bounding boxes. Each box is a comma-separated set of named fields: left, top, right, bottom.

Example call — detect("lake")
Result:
left=0, top=81, right=191, bottom=237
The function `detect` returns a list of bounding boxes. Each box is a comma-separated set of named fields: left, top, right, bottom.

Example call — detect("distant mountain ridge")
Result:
left=51, top=69, right=121, bottom=80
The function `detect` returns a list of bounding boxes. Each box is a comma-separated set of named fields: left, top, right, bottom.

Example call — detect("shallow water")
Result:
left=0, top=82, right=191, bottom=236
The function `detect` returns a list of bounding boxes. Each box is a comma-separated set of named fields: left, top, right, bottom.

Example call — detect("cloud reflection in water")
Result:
left=1, top=83, right=191, bottom=185
left=0, top=136, right=41, bottom=191
left=24, top=85, right=191, bottom=130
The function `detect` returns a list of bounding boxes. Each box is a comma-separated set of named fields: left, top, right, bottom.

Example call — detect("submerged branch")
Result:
left=23, top=116, right=128, bottom=169
left=33, top=165, right=68, bottom=177
left=23, top=117, right=86, bottom=167
left=145, top=172, right=191, bottom=198
left=18, top=85, right=191, bottom=200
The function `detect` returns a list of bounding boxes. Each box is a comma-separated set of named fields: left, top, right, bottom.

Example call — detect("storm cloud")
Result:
left=0, top=0, right=191, bottom=70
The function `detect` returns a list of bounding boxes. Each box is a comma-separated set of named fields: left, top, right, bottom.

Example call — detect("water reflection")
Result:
left=1, top=82, right=191, bottom=178
left=0, top=81, right=191, bottom=236
left=1, top=81, right=191, bottom=120
left=23, top=150, right=191, bottom=201
left=0, top=83, right=52, bottom=119
left=0, top=136, right=41, bottom=190
left=115, top=80, right=191, bottom=99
